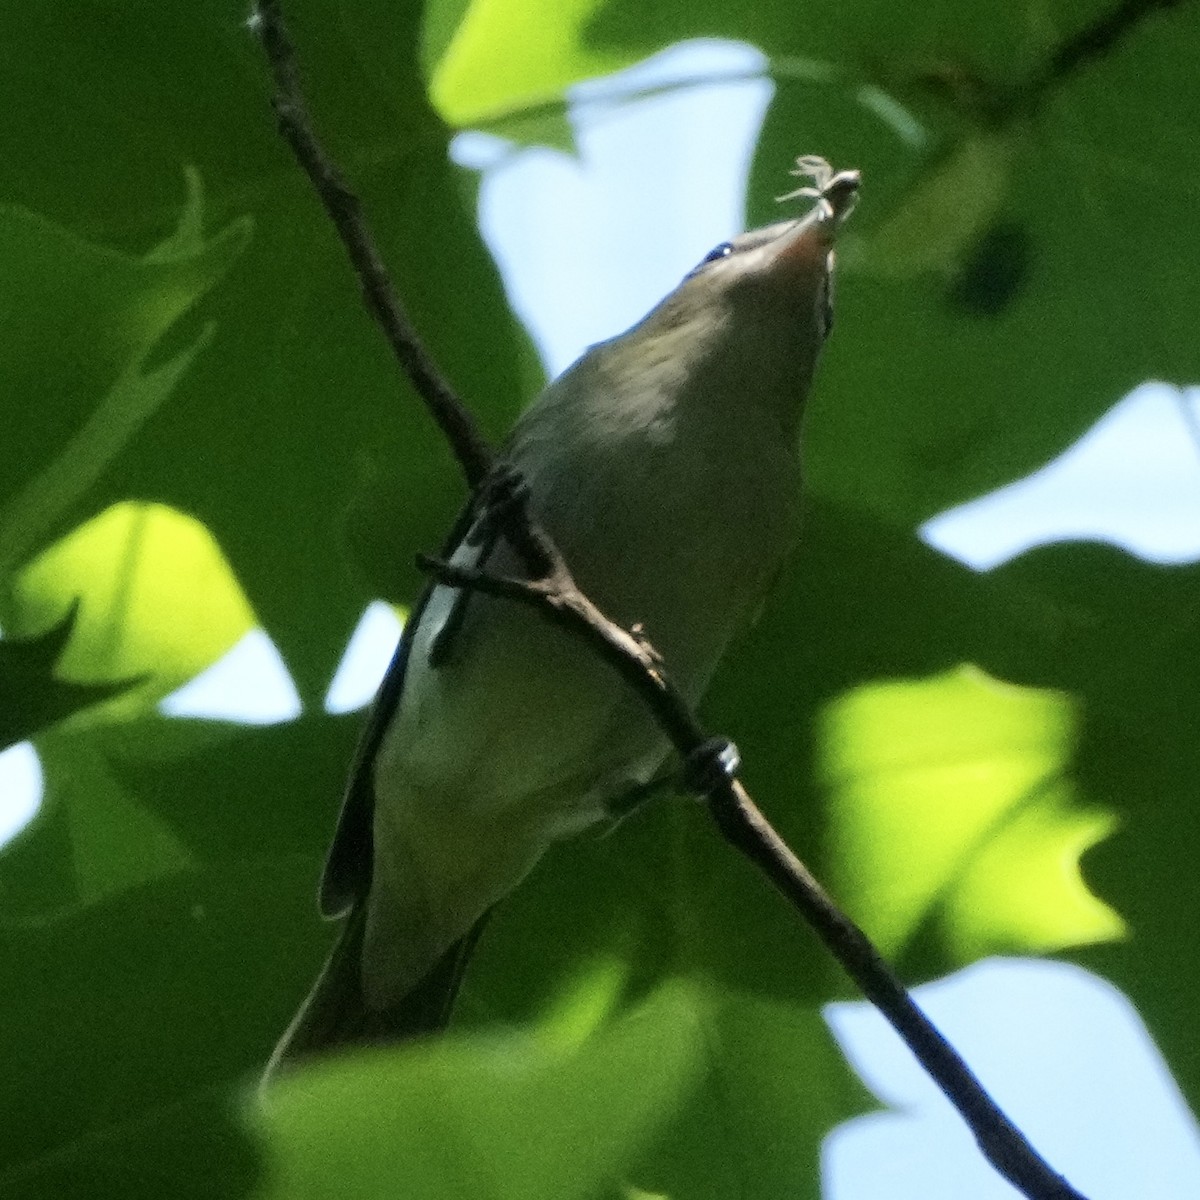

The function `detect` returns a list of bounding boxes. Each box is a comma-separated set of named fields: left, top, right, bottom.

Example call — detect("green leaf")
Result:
left=840, top=133, right=1014, bottom=277
left=0, top=856, right=323, bottom=1184
left=251, top=981, right=705, bottom=1200
left=627, top=989, right=866, bottom=1200
left=817, top=665, right=1122, bottom=963
left=0, top=173, right=249, bottom=577
left=0, top=1084, right=261, bottom=1200
left=0, top=0, right=535, bottom=703
left=989, top=545, right=1200, bottom=1117
left=251, top=980, right=863, bottom=1200
left=105, top=713, right=361, bottom=865
left=749, top=3, right=1200, bottom=523
left=582, top=0, right=1093, bottom=81
left=35, top=730, right=195, bottom=910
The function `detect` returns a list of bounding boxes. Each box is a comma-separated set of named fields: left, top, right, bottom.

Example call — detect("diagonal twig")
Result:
left=252, top=6, right=1090, bottom=1199
left=252, top=0, right=493, bottom=490
left=415, top=544, right=1086, bottom=1200
left=1033, top=0, right=1185, bottom=97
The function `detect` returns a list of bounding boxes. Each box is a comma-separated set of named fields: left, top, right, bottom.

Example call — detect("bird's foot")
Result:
left=682, top=737, right=741, bottom=798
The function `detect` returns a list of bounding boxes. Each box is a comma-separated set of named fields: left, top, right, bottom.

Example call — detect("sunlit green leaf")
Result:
left=428, top=0, right=628, bottom=127
left=6, top=502, right=257, bottom=720
left=817, top=666, right=1123, bottom=961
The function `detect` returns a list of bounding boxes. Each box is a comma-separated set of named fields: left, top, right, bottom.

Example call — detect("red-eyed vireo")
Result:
left=269, top=159, right=860, bottom=1072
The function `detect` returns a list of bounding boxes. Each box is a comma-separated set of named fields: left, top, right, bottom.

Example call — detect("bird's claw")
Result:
left=468, top=463, right=532, bottom=545
left=630, top=622, right=665, bottom=666
left=482, top=463, right=531, bottom=519
left=682, top=737, right=741, bottom=798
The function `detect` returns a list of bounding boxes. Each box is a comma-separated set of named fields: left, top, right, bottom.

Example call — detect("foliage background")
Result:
left=2, top=0, right=1198, bottom=1196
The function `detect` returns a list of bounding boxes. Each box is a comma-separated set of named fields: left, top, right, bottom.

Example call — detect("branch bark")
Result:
left=252, top=6, right=1090, bottom=1198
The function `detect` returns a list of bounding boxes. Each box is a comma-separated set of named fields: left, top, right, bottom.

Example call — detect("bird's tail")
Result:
left=264, top=905, right=483, bottom=1082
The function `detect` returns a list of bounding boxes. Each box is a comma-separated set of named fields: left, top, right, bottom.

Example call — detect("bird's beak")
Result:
left=769, top=214, right=836, bottom=278
left=769, top=168, right=860, bottom=278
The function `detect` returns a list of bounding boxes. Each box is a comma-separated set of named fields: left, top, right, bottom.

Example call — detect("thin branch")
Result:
left=254, top=8, right=1090, bottom=1199
left=1033, top=0, right=1185, bottom=97
left=252, top=0, right=493, bottom=490
left=418, top=552, right=1087, bottom=1200
left=707, top=792, right=1084, bottom=1198
left=417, top=551, right=703, bottom=751
left=904, top=0, right=1187, bottom=126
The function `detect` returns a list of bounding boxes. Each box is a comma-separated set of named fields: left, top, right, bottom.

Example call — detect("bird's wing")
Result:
left=265, top=502, right=487, bottom=1077
left=318, top=501, right=479, bottom=918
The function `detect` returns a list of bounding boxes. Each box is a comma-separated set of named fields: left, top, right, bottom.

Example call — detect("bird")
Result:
left=267, top=158, right=860, bottom=1075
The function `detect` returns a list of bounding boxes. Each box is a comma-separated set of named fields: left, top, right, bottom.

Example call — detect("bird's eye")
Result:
left=701, top=241, right=734, bottom=264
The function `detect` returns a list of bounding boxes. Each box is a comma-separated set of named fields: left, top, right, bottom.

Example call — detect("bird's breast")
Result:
left=509, top=396, right=801, bottom=698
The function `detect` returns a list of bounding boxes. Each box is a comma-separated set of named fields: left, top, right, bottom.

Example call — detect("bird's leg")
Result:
left=599, top=769, right=679, bottom=829
left=599, top=736, right=742, bottom=835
